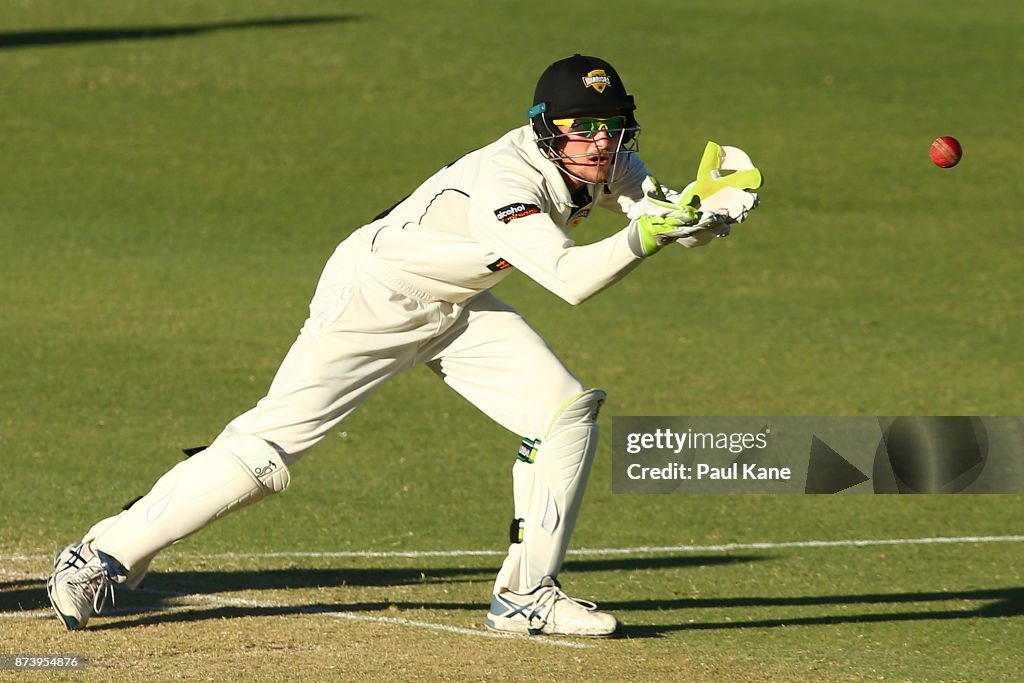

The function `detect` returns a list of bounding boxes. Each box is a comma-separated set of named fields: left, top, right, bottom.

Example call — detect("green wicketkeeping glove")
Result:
left=633, top=176, right=698, bottom=219
left=627, top=175, right=704, bottom=255
left=629, top=176, right=728, bottom=254
left=678, top=141, right=763, bottom=209
left=629, top=142, right=763, bottom=253
left=634, top=212, right=697, bottom=256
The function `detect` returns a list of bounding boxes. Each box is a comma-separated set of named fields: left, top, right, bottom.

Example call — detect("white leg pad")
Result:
left=494, top=389, right=605, bottom=593
left=92, top=434, right=290, bottom=571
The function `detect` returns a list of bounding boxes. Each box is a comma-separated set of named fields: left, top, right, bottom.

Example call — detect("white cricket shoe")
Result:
left=47, top=543, right=125, bottom=631
left=485, top=576, right=619, bottom=637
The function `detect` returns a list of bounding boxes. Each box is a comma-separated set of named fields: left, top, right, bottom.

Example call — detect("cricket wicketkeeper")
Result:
left=48, top=54, right=761, bottom=636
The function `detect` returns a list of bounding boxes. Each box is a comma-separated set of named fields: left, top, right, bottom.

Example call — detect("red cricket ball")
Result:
left=930, top=136, right=962, bottom=168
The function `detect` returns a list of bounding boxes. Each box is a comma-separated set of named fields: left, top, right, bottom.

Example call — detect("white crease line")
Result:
left=569, top=534, right=1024, bottom=556
left=1, top=556, right=47, bottom=562
left=4, top=591, right=594, bottom=648
left=133, top=587, right=596, bottom=649
left=5, top=535, right=1024, bottom=565
left=6, top=534, right=1024, bottom=563
left=321, top=612, right=596, bottom=648
left=153, top=534, right=1024, bottom=559
left=0, top=567, right=46, bottom=580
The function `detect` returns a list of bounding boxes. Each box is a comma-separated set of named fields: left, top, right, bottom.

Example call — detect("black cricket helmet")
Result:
left=528, top=54, right=640, bottom=181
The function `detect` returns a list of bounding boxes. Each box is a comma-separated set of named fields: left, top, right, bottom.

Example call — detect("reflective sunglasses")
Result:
left=551, top=115, right=628, bottom=139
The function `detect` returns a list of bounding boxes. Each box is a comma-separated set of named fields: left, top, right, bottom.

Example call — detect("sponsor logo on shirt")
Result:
left=494, top=202, right=542, bottom=224
left=486, top=258, right=514, bottom=272
left=582, top=69, right=611, bottom=93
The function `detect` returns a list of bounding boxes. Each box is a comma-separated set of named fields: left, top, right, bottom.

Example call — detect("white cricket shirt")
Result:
left=360, top=124, right=648, bottom=305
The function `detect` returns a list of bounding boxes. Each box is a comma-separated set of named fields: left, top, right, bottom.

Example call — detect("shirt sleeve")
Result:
left=467, top=160, right=643, bottom=306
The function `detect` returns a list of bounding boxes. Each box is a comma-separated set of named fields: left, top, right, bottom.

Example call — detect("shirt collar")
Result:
left=516, top=125, right=580, bottom=208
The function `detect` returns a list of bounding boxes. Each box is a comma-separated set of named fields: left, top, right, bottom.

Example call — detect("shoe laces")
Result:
left=527, top=579, right=598, bottom=634
left=54, top=543, right=89, bottom=572
left=68, top=563, right=116, bottom=616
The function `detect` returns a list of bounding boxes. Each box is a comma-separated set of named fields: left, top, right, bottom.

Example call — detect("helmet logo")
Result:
left=582, top=69, right=611, bottom=93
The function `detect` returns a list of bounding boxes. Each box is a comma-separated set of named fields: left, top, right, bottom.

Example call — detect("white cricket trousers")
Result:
left=220, top=227, right=584, bottom=459
left=88, top=227, right=591, bottom=593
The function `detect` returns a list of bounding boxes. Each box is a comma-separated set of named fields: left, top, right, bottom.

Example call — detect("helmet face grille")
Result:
left=532, top=123, right=641, bottom=188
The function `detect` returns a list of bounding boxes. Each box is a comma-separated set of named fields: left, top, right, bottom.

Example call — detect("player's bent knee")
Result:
left=542, top=389, right=606, bottom=456
left=534, top=388, right=605, bottom=490
left=212, top=433, right=292, bottom=495
left=549, top=389, right=605, bottom=429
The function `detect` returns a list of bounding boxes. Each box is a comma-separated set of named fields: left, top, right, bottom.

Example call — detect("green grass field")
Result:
left=2, top=1, right=1022, bottom=681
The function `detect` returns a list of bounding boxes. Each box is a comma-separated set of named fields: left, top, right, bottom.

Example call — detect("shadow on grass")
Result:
left=0, top=15, right=360, bottom=50
left=6, top=556, right=1020, bottom=636
left=84, top=585, right=1024, bottom=634
left=612, top=586, right=1024, bottom=637
left=0, top=554, right=756, bottom=614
